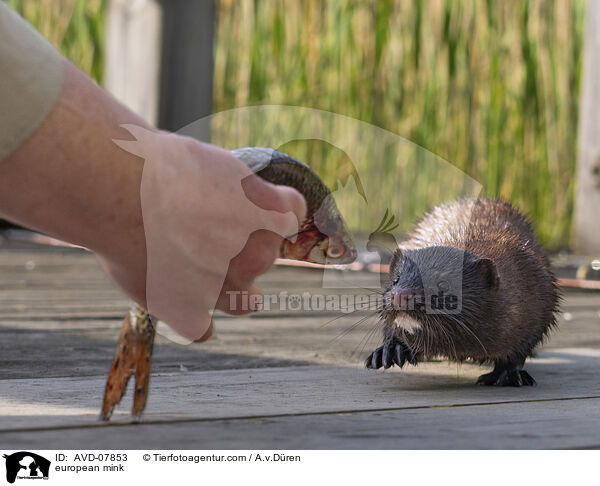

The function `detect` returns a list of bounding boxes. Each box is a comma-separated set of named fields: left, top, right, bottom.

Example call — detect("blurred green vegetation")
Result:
left=7, top=0, right=585, bottom=249
left=214, top=0, right=585, bottom=249
left=6, top=0, right=105, bottom=82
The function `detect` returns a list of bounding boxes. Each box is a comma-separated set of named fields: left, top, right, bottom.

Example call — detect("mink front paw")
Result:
left=365, top=337, right=416, bottom=369
left=477, top=368, right=536, bottom=387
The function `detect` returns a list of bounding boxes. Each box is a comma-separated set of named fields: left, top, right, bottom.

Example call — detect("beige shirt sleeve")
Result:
left=0, top=2, right=64, bottom=162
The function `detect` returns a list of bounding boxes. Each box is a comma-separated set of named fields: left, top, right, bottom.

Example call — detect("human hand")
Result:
left=103, top=126, right=306, bottom=341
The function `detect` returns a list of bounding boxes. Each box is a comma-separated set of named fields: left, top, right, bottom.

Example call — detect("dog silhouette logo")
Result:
left=3, top=452, right=50, bottom=483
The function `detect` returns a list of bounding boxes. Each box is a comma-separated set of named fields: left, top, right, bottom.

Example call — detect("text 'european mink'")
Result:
left=366, top=198, right=560, bottom=386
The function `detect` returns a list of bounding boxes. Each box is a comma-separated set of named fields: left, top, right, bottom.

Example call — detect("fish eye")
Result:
left=326, top=245, right=344, bottom=258
left=438, top=280, right=449, bottom=292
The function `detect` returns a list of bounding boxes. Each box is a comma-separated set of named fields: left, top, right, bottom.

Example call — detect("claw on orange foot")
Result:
left=100, top=306, right=156, bottom=422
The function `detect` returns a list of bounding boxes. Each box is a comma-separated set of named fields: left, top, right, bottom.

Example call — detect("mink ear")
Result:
left=389, top=249, right=403, bottom=271
left=475, top=258, right=500, bottom=289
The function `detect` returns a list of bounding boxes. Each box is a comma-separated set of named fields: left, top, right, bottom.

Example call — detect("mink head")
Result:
left=382, top=246, right=500, bottom=328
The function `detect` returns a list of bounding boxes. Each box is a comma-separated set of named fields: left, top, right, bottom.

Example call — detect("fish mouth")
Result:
left=306, top=243, right=327, bottom=264
left=280, top=229, right=322, bottom=262
left=281, top=232, right=356, bottom=265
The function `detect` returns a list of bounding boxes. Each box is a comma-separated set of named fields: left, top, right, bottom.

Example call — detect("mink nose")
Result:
left=388, top=289, right=420, bottom=306
left=387, top=289, right=420, bottom=311
left=389, top=289, right=417, bottom=299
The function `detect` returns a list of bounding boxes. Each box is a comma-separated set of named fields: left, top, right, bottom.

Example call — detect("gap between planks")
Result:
left=2, top=394, right=600, bottom=435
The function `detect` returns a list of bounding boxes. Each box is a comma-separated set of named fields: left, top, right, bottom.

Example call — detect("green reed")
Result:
left=213, top=0, right=585, bottom=250
left=7, top=0, right=585, bottom=249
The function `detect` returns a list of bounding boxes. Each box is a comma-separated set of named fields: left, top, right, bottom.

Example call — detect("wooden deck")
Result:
left=1, top=240, right=599, bottom=449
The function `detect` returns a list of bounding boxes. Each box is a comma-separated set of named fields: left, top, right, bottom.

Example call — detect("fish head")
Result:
left=280, top=225, right=357, bottom=265
left=281, top=193, right=357, bottom=265
left=319, top=219, right=357, bottom=264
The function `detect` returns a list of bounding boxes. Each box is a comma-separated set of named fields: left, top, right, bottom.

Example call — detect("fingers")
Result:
left=242, top=174, right=307, bottom=225
left=214, top=177, right=308, bottom=316
left=247, top=282, right=263, bottom=312
left=230, top=230, right=280, bottom=283
left=193, top=318, right=214, bottom=343
left=215, top=281, right=263, bottom=316
left=215, top=231, right=275, bottom=315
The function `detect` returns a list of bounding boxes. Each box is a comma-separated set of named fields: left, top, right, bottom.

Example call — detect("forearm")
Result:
left=0, top=61, right=150, bottom=303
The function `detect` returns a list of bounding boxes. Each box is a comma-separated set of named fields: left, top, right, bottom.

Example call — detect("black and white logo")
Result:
left=3, top=452, right=50, bottom=483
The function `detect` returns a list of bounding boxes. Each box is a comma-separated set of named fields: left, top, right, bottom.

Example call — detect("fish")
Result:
left=100, top=147, right=357, bottom=421
left=231, top=148, right=356, bottom=264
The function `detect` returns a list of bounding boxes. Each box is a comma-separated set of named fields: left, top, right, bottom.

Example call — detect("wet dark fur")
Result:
left=366, top=198, right=561, bottom=386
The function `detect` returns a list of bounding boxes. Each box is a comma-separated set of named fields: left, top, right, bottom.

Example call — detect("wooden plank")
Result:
left=0, top=348, right=599, bottom=433
left=1, top=300, right=597, bottom=380
left=574, top=0, right=600, bottom=255
left=0, top=321, right=313, bottom=381
left=2, top=397, right=599, bottom=449
left=0, top=300, right=599, bottom=381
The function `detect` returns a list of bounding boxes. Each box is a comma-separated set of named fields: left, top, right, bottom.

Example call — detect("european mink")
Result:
left=365, top=198, right=560, bottom=386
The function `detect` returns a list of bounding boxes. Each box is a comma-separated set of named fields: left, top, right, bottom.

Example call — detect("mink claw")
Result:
left=365, top=338, right=415, bottom=370
left=382, top=342, right=394, bottom=369
left=477, top=365, right=536, bottom=387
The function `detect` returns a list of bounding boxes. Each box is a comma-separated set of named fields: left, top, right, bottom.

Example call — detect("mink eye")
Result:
left=392, top=277, right=400, bottom=285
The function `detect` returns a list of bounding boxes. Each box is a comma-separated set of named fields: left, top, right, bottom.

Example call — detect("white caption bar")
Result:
left=0, top=450, right=594, bottom=485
